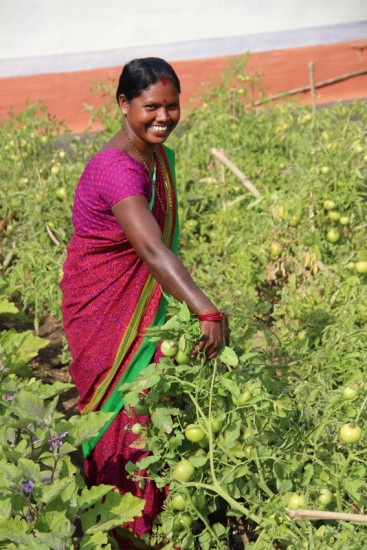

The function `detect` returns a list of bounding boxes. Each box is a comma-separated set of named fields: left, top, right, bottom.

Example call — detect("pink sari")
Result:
left=61, top=145, right=178, bottom=547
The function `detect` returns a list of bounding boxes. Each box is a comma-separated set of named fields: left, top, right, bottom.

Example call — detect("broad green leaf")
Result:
left=0, top=463, right=22, bottom=485
left=40, top=478, right=73, bottom=505
left=220, top=346, right=239, bottom=367
left=178, top=302, right=191, bottom=322
left=15, top=390, right=45, bottom=422
left=33, top=530, right=71, bottom=550
left=301, top=463, right=314, bottom=486
left=36, top=503, right=72, bottom=536
left=78, top=484, right=115, bottom=510
left=0, top=517, right=30, bottom=544
left=150, top=404, right=180, bottom=434
left=79, top=531, right=111, bottom=550
left=18, top=458, right=40, bottom=482
left=81, top=491, right=144, bottom=534
left=0, top=495, right=11, bottom=518
left=38, top=381, right=75, bottom=401
left=0, top=299, right=19, bottom=317
left=68, top=411, right=113, bottom=447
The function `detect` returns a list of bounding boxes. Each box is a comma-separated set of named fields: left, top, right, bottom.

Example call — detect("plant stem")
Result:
left=335, top=450, right=353, bottom=512
left=355, top=395, right=367, bottom=423
left=183, top=481, right=262, bottom=525
left=183, top=488, right=223, bottom=547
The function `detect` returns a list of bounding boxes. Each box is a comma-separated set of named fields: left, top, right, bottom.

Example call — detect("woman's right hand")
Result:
left=193, top=319, right=226, bottom=360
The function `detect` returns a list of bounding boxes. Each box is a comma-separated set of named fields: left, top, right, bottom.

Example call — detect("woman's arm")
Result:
left=112, top=195, right=225, bottom=358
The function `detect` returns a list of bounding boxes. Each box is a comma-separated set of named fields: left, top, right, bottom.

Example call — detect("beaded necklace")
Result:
left=121, top=126, right=168, bottom=214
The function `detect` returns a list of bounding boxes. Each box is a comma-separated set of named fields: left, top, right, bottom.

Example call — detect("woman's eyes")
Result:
left=145, top=104, right=179, bottom=111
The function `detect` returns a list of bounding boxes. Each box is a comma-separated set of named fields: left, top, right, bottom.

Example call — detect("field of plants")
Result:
left=0, top=57, right=366, bottom=549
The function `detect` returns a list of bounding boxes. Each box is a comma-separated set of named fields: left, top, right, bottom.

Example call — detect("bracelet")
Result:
left=198, top=312, right=225, bottom=322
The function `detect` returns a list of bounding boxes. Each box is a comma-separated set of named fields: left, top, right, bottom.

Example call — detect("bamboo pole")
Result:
left=286, top=508, right=367, bottom=523
left=250, top=68, right=367, bottom=107
left=308, top=61, right=316, bottom=115
left=210, top=148, right=261, bottom=198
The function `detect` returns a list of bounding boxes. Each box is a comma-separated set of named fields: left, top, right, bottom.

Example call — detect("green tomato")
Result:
left=197, top=436, right=209, bottom=449
left=131, top=423, right=142, bottom=435
left=343, top=387, right=357, bottom=400
left=339, top=215, right=350, bottom=226
left=328, top=210, right=341, bottom=222
left=194, top=493, right=206, bottom=510
left=243, top=427, right=254, bottom=441
left=287, top=493, right=306, bottom=509
left=288, top=215, right=300, bottom=227
left=50, top=165, right=60, bottom=176
left=172, top=460, right=195, bottom=482
left=171, top=494, right=186, bottom=511
left=227, top=441, right=243, bottom=458
left=174, top=513, right=193, bottom=530
left=320, top=166, right=330, bottom=175
left=244, top=445, right=253, bottom=459
left=323, top=199, right=336, bottom=210
left=185, top=424, right=205, bottom=443
left=355, top=261, right=367, bottom=274
left=174, top=350, right=192, bottom=365
left=297, top=330, right=307, bottom=341
left=270, top=241, right=283, bottom=258
left=339, top=423, right=362, bottom=444
left=327, top=227, right=340, bottom=243
left=56, top=187, right=67, bottom=200
left=232, top=389, right=252, bottom=406
left=318, top=488, right=333, bottom=505
left=161, top=340, right=178, bottom=357
left=178, top=334, right=194, bottom=354
left=134, top=401, right=149, bottom=415
left=211, top=419, right=223, bottom=433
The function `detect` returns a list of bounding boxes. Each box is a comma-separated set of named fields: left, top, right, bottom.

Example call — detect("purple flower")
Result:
left=49, top=431, right=68, bottom=451
left=22, top=480, right=35, bottom=494
left=3, top=394, right=13, bottom=401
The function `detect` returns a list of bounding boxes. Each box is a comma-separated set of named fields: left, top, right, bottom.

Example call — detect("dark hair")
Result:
left=116, top=57, right=181, bottom=103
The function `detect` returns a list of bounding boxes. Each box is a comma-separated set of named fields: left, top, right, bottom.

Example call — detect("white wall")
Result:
left=0, top=0, right=366, bottom=76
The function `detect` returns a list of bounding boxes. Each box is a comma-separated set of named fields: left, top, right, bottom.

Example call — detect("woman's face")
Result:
left=120, top=79, right=180, bottom=147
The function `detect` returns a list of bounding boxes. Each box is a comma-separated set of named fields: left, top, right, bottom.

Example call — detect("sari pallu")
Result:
left=61, top=145, right=179, bottom=543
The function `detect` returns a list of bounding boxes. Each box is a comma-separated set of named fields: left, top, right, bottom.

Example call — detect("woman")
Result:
left=61, top=57, right=225, bottom=548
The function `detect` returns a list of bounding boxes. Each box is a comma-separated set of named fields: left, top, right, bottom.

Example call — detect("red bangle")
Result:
left=198, top=312, right=225, bottom=322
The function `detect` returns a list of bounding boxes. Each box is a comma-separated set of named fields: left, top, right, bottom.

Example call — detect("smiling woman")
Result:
left=60, top=57, right=225, bottom=549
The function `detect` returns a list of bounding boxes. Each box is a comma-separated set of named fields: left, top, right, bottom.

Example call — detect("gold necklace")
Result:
left=121, top=126, right=168, bottom=214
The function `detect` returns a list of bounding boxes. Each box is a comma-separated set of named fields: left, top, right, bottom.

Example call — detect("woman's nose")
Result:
left=156, top=107, right=169, bottom=121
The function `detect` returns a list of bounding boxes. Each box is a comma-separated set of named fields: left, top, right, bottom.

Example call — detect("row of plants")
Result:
left=0, top=56, right=366, bottom=547
left=0, top=283, right=145, bottom=549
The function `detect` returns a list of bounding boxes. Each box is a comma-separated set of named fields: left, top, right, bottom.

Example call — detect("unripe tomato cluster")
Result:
left=161, top=334, right=194, bottom=364
left=323, top=199, right=351, bottom=244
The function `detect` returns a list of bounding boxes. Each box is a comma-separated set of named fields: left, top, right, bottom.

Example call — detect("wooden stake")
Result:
left=211, top=148, right=261, bottom=198
left=308, top=61, right=316, bottom=115
left=286, top=508, right=367, bottom=523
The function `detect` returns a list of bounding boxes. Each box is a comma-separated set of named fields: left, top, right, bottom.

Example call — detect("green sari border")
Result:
left=82, top=146, right=179, bottom=458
